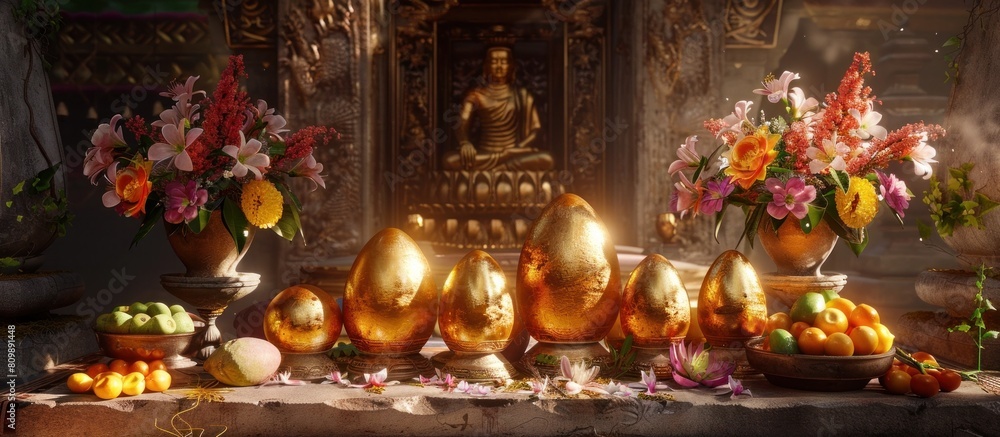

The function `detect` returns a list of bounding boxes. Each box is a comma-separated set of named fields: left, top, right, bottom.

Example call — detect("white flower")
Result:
left=907, top=133, right=937, bottom=179
left=753, top=71, right=799, bottom=103
left=721, top=100, right=754, bottom=134
left=849, top=102, right=888, bottom=141
left=787, top=87, right=819, bottom=119
left=668, top=135, right=702, bottom=175
left=807, top=134, right=849, bottom=174
left=223, top=131, right=271, bottom=179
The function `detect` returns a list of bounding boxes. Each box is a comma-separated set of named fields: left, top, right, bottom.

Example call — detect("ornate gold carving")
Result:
left=724, top=0, right=783, bottom=48
left=645, top=0, right=711, bottom=102
left=221, top=0, right=277, bottom=49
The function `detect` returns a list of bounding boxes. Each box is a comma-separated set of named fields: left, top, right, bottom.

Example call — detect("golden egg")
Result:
left=516, top=193, right=621, bottom=343
left=697, top=250, right=767, bottom=345
left=439, top=250, right=517, bottom=353
left=263, top=284, right=342, bottom=353
left=343, top=228, right=437, bottom=355
left=621, top=254, right=690, bottom=348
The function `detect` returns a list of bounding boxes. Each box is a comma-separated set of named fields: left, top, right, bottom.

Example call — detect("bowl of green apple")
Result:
left=94, top=302, right=206, bottom=368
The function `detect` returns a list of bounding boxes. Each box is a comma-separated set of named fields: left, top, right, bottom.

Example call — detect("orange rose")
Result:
left=114, top=159, right=153, bottom=217
left=724, top=133, right=780, bottom=190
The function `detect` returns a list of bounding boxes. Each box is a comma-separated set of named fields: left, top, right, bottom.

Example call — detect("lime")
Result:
left=790, top=292, right=826, bottom=324
left=819, top=289, right=840, bottom=302
left=769, top=329, right=800, bottom=355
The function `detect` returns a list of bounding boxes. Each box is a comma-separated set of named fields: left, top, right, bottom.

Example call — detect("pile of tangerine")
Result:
left=67, top=359, right=172, bottom=400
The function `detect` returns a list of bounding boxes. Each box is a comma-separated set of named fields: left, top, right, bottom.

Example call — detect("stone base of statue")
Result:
left=431, top=351, right=518, bottom=381
left=517, top=342, right=611, bottom=378
left=278, top=350, right=338, bottom=380
left=347, top=353, right=435, bottom=382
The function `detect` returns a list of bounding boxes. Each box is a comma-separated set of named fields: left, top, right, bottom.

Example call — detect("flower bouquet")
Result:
left=668, top=52, right=945, bottom=255
left=83, top=55, right=335, bottom=252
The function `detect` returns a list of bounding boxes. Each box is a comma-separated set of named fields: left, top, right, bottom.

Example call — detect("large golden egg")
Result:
left=343, top=228, right=437, bottom=355
left=439, top=250, right=517, bottom=353
left=263, top=284, right=342, bottom=353
left=697, top=250, right=767, bottom=345
left=516, top=193, right=621, bottom=343
left=621, top=254, right=690, bottom=348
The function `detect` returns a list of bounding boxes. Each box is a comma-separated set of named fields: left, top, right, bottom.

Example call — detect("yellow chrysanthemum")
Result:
left=241, top=180, right=283, bottom=229
left=835, top=176, right=879, bottom=229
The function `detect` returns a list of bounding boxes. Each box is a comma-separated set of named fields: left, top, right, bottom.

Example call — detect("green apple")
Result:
left=146, top=302, right=171, bottom=317
left=819, top=289, right=840, bottom=302
left=108, top=311, right=133, bottom=334
left=172, top=312, right=195, bottom=334
left=148, top=314, right=177, bottom=334
left=144, top=301, right=157, bottom=308
left=128, top=302, right=148, bottom=316
left=113, top=305, right=131, bottom=313
left=169, top=304, right=187, bottom=315
left=129, top=313, right=152, bottom=334
left=95, top=313, right=115, bottom=333
left=790, top=292, right=826, bottom=324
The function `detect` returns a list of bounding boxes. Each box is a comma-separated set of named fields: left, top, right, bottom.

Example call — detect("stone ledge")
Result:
left=17, top=368, right=1000, bottom=436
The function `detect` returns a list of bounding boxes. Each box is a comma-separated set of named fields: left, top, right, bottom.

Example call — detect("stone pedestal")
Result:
left=8, top=316, right=98, bottom=385
left=0, top=272, right=85, bottom=319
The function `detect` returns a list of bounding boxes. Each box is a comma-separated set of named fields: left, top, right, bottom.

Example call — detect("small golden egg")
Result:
left=516, top=193, right=621, bottom=343
left=343, top=228, right=437, bottom=355
left=697, top=250, right=767, bottom=345
left=439, top=250, right=517, bottom=353
left=621, top=254, right=690, bottom=348
left=264, top=284, right=342, bottom=353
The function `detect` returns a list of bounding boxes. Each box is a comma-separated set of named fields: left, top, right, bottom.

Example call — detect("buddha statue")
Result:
left=443, top=46, right=554, bottom=171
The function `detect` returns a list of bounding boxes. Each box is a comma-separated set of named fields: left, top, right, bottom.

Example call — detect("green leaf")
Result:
left=949, top=323, right=971, bottom=333
left=12, top=181, right=24, bottom=195
left=800, top=204, right=825, bottom=234
left=846, top=228, right=869, bottom=257
left=271, top=207, right=301, bottom=241
left=828, top=168, right=847, bottom=194
left=986, top=298, right=996, bottom=312
left=621, top=334, right=634, bottom=356
left=129, top=203, right=163, bottom=249
left=31, top=163, right=60, bottom=193
left=917, top=220, right=934, bottom=240
left=985, top=331, right=999, bottom=341
left=0, top=257, right=21, bottom=268
left=943, top=36, right=961, bottom=47
left=276, top=182, right=302, bottom=212
left=221, top=198, right=249, bottom=254
left=713, top=206, right=727, bottom=244
left=186, top=208, right=212, bottom=234
left=4, top=201, right=11, bottom=208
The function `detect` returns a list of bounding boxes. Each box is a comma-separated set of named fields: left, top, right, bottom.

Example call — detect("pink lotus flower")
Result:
left=163, top=180, right=208, bottom=224
left=720, top=375, right=752, bottom=399
left=668, top=135, right=702, bottom=175
left=558, top=356, right=604, bottom=395
left=291, top=154, right=326, bottom=190
left=669, top=341, right=735, bottom=388
left=148, top=122, right=202, bottom=172
left=637, top=367, right=670, bottom=394
left=700, top=176, right=734, bottom=215
left=360, top=368, right=398, bottom=390
left=322, top=370, right=349, bottom=387
left=765, top=177, right=816, bottom=220
left=259, top=370, right=307, bottom=387
left=877, top=171, right=912, bottom=218
left=223, top=131, right=271, bottom=180
left=531, top=376, right=549, bottom=396
left=753, top=71, right=799, bottom=103
left=84, top=114, right=127, bottom=184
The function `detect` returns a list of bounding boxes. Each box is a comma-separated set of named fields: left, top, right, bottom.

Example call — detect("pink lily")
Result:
left=727, top=375, right=752, bottom=399
left=807, top=134, right=849, bottom=175
left=84, top=114, right=126, bottom=184
left=361, top=368, right=398, bottom=390
left=468, top=384, right=491, bottom=396
left=160, top=75, right=206, bottom=101
left=668, top=135, right=702, bottom=175
left=638, top=367, right=671, bottom=394
left=322, top=370, right=350, bottom=387
left=669, top=172, right=702, bottom=219
left=259, top=370, right=307, bottom=387
left=907, top=133, right=937, bottom=179
left=148, top=122, right=201, bottom=172
left=720, top=100, right=753, bottom=134
left=101, top=162, right=121, bottom=208
left=787, top=87, right=819, bottom=120
left=753, top=71, right=800, bottom=103
left=849, top=102, right=888, bottom=141
left=456, top=380, right=472, bottom=394
left=291, top=154, right=326, bottom=190
left=530, top=376, right=549, bottom=396
left=765, top=177, right=816, bottom=221
left=418, top=374, right=440, bottom=385
left=669, top=341, right=735, bottom=388
left=223, top=131, right=271, bottom=179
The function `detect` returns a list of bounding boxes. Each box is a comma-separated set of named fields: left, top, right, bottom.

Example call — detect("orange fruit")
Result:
left=145, top=369, right=172, bottom=392
left=93, top=372, right=124, bottom=399
left=148, top=360, right=168, bottom=372
left=108, top=359, right=129, bottom=375
left=849, top=304, right=880, bottom=328
left=790, top=321, right=811, bottom=339
left=128, top=361, right=150, bottom=376
left=911, top=351, right=938, bottom=367
left=826, top=298, right=857, bottom=316
left=849, top=325, right=879, bottom=355
left=85, top=363, right=109, bottom=379
left=814, top=308, right=849, bottom=335
left=872, top=323, right=895, bottom=354
left=798, top=327, right=828, bottom=355
left=67, top=373, right=94, bottom=393
left=766, top=312, right=792, bottom=334
left=825, top=332, right=855, bottom=356
left=121, top=372, right=146, bottom=396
